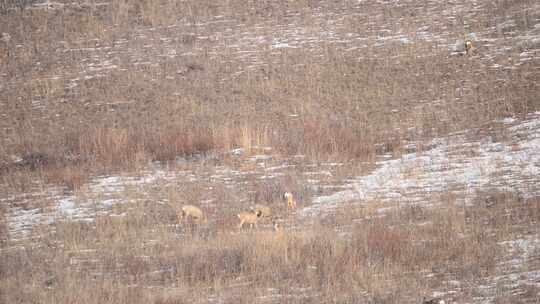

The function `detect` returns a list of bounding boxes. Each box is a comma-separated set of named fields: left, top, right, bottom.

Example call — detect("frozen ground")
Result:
left=2, top=153, right=344, bottom=240
left=1, top=0, right=539, bottom=302
left=3, top=112, right=539, bottom=303
left=3, top=113, right=540, bottom=291
left=1, top=0, right=539, bottom=111
left=303, top=111, right=540, bottom=216
left=5, top=112, right=540, bottom=240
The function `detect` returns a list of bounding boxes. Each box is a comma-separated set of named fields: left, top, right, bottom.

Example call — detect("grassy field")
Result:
left=1, top=189, right=539, bottom=303
left=0, top=0, right=539, bottom=303
left=1, top=0, right=537, bottom=187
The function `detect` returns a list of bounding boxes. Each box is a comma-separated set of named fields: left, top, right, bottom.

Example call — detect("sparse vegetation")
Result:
left=1, top=0, right=539, bottom=303
left=1, top=190, right=538, bottom=303
left=1, top=0, right=538, bottom=190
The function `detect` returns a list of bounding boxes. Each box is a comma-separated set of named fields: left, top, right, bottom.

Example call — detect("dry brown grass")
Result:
left=1, top=0, right=538, bottom=190
left=1, top=191, right=538, bottom=303
left=0, top=0, right=539, bottom=302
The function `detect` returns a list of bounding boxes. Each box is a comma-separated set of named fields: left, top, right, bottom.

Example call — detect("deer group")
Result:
left=175, top=191, right=298, bottom=231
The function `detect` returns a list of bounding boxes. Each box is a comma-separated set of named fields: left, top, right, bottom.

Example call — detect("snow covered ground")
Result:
left=2, top=0, right=538, bottom=101
left=4, top=112, right=540, bottom=242
left=303, top=112, right=540, bottom=216
left=1, top=1, right=539, bottom=302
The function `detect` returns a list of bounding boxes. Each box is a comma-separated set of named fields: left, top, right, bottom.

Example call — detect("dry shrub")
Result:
left=55, top=220, right=95, bottom=251
left=363, top=221, right=408, bottom=265
left=0, top=207, right=7, bottom=246
left=176, top=245, right=244, bottom=285
left=58, top=123, right=216, bottom=170
left=78, top=127, right=143, bottom=169
left=146, top=126, right=214, bottom=162
left=42, top=164, right=88, bottom=191
left=2, top=193, right=538, bottom=303
left=210, top=122, right=272, bottom=154
left=1, top=0, right=539, bottom=302
left=0, top=166, right=39, bottom=193
left=283, top=117, right=376, bottom=159
left=2, top=29, right=538, bottom=188
left=253, top=179, right=282, bottom=205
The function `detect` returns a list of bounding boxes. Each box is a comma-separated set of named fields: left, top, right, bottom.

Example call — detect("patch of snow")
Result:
left=231, top=148, right=245, bottom=156
left=302, top=113, right=540, bottom=216
left=250, top=155, right=272, bottom=162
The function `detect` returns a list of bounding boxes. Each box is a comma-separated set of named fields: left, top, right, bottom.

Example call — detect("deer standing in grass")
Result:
left=284, top=192, right=297, bottom=211
left=465, top=40, right=473, bottom=55
left=237, top=210, right=262, bottom=229
left=178, top=205, right=207, bottom=223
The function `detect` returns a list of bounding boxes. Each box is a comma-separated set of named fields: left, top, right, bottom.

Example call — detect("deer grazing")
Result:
left=178, top=205, right=207, bottom=223
left=237, top=209, right=263, bottom=229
